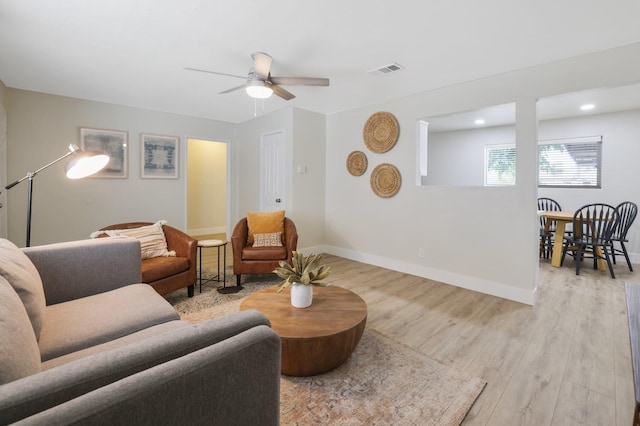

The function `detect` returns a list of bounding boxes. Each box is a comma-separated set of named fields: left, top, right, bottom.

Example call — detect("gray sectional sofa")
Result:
left=0, top=237, right=281, bottom=425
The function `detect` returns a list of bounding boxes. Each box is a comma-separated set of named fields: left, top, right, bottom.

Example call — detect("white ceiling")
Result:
left=426, top=83, right=640, bottom=132
left=1, top=0, right=640, bottom=124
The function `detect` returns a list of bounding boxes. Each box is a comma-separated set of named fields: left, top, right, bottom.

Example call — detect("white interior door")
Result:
left=0, top=104, right=7, bottom=238
left=260, top=130, right=285, bottom=212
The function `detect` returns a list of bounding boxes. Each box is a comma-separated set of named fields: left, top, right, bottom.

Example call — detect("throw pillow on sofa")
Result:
left=90, top=220, right=176, bottom=260
left=0, top=238, right=46, bottom=339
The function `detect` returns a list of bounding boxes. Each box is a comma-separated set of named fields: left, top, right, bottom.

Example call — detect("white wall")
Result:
left=425, top=124, right=516, bottom=186
left=233, top=106, right=326, bottom=249
left=324, top=43, right=640, bottom=305
left=233, top=107, right=293, bottom=221
left=292, top=108, right=326, bottom=248
left=5, top=89, right=235, bottom=246
left=538, top=109, right=640, bottom=262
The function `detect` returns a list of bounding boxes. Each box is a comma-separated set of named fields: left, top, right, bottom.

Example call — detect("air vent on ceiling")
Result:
left=368, top=62, right=405, bottom=76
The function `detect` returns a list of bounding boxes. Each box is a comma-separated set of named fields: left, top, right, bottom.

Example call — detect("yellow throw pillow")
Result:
left=247, top=210, right=285, bottom=245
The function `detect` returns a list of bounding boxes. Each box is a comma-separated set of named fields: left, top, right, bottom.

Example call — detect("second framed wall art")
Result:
left=140, top=134, right=180, bottom=179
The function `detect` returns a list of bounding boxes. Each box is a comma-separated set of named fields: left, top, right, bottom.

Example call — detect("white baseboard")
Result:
left=304, top=244, right=535, bottom=306
left=187, top=226, right=226, bottom=237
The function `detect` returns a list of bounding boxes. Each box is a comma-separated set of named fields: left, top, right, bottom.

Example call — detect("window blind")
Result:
left=538, top=136, right=602, bottom=188
left=485, top=144, right=516, bottom=186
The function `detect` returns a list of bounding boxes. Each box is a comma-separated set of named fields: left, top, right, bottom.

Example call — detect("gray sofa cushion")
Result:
left=38, top=284, right=180, bottom=361
left=42, top=320, right=188, bottom=370
left=23, top=237, right=142, bottom=305
left=0, top=276, right=41, bottom=385
left=13, top=325, right=281, bottom=426
left=0, top=310, right=274, bottom=424
left=0, top=239, right=46, bottom=339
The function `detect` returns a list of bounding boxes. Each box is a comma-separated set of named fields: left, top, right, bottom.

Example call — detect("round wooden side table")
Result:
left=197, top=239, right=233, bottom=293
left=240, top=285, right=367, bottom=376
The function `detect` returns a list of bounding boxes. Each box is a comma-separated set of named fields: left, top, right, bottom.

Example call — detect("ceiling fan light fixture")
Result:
left=246, top=80, right=273, bottom=99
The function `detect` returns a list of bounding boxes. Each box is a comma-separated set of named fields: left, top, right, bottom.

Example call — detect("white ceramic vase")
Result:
left=290, top=283, right=313, bottom=308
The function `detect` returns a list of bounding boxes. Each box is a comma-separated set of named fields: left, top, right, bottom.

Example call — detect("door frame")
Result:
left=184, top=136, right=231, bottom=238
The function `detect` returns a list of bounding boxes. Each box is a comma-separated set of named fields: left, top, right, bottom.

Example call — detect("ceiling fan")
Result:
left=185, top=51, right=329, bottom=100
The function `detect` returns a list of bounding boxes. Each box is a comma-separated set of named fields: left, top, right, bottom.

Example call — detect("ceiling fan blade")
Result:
left=270, top=76, right=329, bottom=86
left=252, top=52, right=272, bottom=79
left=184, top=67, right=245, bottom=80
left=219, top=83, right=246, bottom=94
left=272, top=84, right=296, bottom=101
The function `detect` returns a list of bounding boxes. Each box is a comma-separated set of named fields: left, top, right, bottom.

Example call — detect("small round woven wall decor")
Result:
left=363, top=111, right=399, bottom=153
left=346, top=150, right=368, bottom=176
left=370, top=163, right=401, bottom=198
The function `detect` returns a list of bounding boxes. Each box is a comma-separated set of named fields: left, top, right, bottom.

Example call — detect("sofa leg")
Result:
left=187, top=284, right=195, bottom=298
left=237, top=275, right=241, bottom=287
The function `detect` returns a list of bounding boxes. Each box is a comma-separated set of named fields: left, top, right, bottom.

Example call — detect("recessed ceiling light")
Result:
left=580, top=103, right=595, bottom=111
left=474, top=119, right=485, bottom=125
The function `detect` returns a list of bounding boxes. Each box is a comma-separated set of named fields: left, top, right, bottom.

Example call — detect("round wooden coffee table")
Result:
left=240, top=285, right=367, bottom=376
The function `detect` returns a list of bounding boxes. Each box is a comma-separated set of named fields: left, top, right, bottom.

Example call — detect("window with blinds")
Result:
left=485, top=144, right=516, bottom=186
left=483, top=136, right=602, bottom=188
left=538, top=136, right=602, bottom=188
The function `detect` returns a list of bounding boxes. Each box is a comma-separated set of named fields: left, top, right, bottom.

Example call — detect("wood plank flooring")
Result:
left=193, top=233, right=638, bottom=425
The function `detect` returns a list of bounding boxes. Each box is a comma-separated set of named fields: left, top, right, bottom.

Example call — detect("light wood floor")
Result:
left=194, top=234, right=638, bottom=425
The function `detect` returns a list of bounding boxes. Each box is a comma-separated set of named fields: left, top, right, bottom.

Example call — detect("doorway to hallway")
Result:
left=186, top=138, right=228, bottom=238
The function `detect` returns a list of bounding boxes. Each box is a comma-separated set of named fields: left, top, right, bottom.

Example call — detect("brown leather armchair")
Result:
left=231, top=217, right=298, bottom=288
left=97, top=222, right=197, bottom=297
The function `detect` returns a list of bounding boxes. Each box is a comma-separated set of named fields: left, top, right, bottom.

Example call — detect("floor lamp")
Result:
left=4, top=144, right=110, bottom=247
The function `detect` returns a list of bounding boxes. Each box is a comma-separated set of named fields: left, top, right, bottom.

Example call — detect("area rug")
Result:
left=165, top=269, right=486, bottom=425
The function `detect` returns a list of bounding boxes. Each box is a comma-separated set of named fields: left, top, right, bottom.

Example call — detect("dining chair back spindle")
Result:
left=537, top=197, right=562, bottom=259
left=610, top=201, right=638, bottom=272
left=561, top=203, right=618, bottom=279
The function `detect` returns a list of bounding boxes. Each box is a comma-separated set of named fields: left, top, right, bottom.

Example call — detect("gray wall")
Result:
left=5, top=89, right=235, bottom=246
left=3, top=42, right=640, bottom=305
left=324, top=43, right=640, bottom=305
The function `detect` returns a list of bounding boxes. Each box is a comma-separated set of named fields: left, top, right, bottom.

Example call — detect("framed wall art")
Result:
left=140, top=133, right=179, bottom=179
left=80, top=127, right=128, bottom=178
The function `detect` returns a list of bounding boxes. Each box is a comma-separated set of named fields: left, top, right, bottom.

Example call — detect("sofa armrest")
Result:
left=15, top=324, right=281, bottom=426
left=284, top=217, right=298, bottom=262
left=162, top=225, right=197, bottom=260
left=23, top=238, right=141, bottom=305
left=0, top=310, right=273, bottom=425
left=231, top=217, right=249, bottom=265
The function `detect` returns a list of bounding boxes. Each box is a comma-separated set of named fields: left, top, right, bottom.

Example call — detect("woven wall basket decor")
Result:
left=363, top=111, right=399, bottom=154
left=370, top=163, right=401, bottom=198
left=346, top=150, right=368, bottom=176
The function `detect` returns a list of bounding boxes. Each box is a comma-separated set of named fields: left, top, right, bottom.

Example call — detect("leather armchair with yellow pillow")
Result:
left=95, top=221, right=197, bottom=297
left=231, top=211, right=298, bottom=288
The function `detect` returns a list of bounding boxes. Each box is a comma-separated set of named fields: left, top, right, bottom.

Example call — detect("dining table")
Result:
left=539, top=210, right=607, bottom=271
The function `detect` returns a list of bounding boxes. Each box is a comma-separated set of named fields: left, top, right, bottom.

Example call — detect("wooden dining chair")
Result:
left=610, top=201, right=638, bottom=272
left=560, top=203, right=618, bottom=278
left=537, top=197, right=562, bottom=259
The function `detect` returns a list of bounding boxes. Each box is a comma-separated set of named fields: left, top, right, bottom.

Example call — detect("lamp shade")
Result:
left=65, top=149, right=110, bottom=179
left=246, top=80, right=273, bottom=99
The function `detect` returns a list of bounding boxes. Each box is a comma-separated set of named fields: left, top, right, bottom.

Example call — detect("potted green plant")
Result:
left=274, top=251, right=331, bottom=308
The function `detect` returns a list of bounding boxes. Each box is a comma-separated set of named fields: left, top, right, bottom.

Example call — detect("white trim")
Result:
left=304, top=244, right=535, bottom=305
left=187, top=226, right=226, bottom=237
